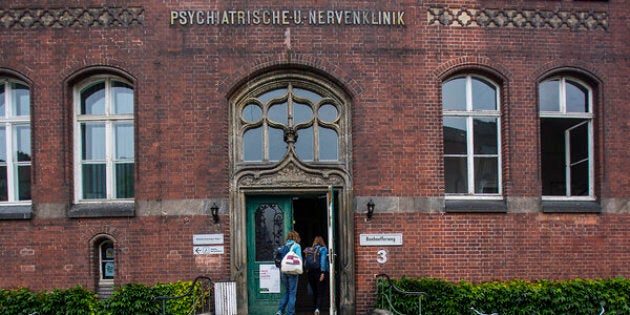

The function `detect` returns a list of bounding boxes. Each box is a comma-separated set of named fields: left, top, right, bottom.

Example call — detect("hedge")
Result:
left=0, top=280, right=208, bottom=315
left=376, top=277, right=630, bottom=315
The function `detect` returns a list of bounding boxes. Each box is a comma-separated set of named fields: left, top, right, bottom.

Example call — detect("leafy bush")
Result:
left=0, top=280, right=208, bottom=315
left=375, top=277, right=630, bottom=315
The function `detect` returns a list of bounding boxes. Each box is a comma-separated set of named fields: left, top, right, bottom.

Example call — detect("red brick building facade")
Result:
left=0, top=0, right=628, bottom=314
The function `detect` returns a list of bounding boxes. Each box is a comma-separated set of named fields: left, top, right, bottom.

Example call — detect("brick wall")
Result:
left=0, top=0, right=628, bottom=314
left=355, top=212, right=630, bottom=313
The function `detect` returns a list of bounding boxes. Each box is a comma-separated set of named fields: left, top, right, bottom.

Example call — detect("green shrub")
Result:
left=375, top=277, right=630, bottom=315
left=0, top=280, right=206, bottom=315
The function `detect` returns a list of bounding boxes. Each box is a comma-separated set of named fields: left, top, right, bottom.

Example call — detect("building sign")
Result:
left=193, top=246, right=225, bottom=255
left=170, top=9, right=405, bottom=26
left=193, top=234, right=224, bottom=245
left=360, top=233, right=403, bottom=246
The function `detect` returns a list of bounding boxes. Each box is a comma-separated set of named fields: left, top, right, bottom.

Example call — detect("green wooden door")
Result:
left=246, top=196, right=293, bottom=315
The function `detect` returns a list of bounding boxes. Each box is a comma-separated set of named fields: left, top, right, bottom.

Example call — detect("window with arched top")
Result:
left=442, top=74, right=502, bottom=197
left=0, top=78, right=31, bottom=203
left=233, top=75, right=348, bottom=166
left=73, top=76, right=134, bottom=202
left=539, top=76, right=594, bottom=199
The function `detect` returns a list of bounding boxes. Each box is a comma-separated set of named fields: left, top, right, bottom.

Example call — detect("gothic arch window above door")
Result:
left=231, top=73, right=350, bottom=170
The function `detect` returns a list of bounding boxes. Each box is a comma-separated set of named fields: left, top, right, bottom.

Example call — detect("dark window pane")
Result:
left=268, top=102, right=288, bottom=125
left=81, top=82, right=105, bottom=115
left=472, top=78, right=496, bottom=110
left=254, top=203, right=284, bottom=261
left=539, top=80, right=560, bottom=112
left=474, top=157, right=498, bottom=194
left=293, top=101, right=313, bottom=125
left=473, top=118, right=497, bottom=154
left=115, top=163, right=134, bottom=198
left=319, top=127, right=338, bottom=161
left=269, top=127, right=285, bottom=161
left=541, top=118, right=566, bottom=195
left=242, top=104, right=262, bottom=123
left=243, top=127, right=263, bottom=161
left=443, top=117, right=467, bottom=154
left=571, top=160, right=589, bottom=196
left=569, top=123, right=588, bottom=164
left=0, top=166, right=6, bottom=201
left=444, top=157, right=467, bottom=193
left=566, top=80, right=588, bottom=113
left=112, top=81, right=133, bottom=114
left=296, top=126, right=314, bottom=161
left=12, top=83, right=30, bottom=116
left=82, top=163, right=106, bottom=199
left=17, top=165, right=31, bottom=200
left=442, top=78, right=466, bottom=111
left=318, top=104, right=338, bottom=123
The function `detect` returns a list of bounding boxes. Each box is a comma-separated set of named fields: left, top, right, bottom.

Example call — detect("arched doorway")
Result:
left=228, top=69, right=355, bottom=314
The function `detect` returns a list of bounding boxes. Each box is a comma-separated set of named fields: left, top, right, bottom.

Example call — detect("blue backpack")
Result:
left=303, top=246, right=320, bottom=271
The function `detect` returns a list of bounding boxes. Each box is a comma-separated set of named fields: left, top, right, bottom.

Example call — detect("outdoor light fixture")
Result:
left=367, top=199, right=375, bottom=220
left=211, top=203, right=219, bottom=223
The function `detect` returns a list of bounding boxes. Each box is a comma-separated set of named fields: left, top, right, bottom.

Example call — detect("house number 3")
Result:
left=376, top=249, right=387, bottom=264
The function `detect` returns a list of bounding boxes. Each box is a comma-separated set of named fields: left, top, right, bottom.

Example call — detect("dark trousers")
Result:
left=307, top=269, right=328, bottom=310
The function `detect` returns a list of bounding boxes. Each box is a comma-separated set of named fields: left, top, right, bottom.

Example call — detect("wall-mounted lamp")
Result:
left=366, top=199, right=375, bottom=220
left=211, top=203, right=219, bottom=223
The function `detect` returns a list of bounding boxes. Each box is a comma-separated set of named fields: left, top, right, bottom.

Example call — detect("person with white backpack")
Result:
left=275, top=230, right=302, bottom=315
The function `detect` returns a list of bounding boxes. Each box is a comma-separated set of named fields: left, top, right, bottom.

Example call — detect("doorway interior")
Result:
left=293, top=195, right=331, bottom=314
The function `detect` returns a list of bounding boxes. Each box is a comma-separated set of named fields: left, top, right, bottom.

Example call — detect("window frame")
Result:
left=442, top=74, right=503, bottom=200
left=0, top=78, right=31, bottom=205
left=234, top=77, right=346, bottom=167
left=539, top=76, right=595, bottom=201
left=73, top=76, right=134, bottom=204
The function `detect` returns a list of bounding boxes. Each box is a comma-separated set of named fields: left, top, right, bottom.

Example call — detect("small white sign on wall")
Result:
left=193, top=246, right=224, bottom=255
left=193, top=234, right=224, bottom=245
left=360, top=233, right=403, bottom=246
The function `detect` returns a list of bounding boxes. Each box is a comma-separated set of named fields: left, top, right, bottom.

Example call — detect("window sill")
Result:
left=445, top=200, right=507, bottom=213
left=542, top=200, right=601, bottom=213
left=0, top=205, right=33, bottom=220
left=69, top=202, right=135, bottom=218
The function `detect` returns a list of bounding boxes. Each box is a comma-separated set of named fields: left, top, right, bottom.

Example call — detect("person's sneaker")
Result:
left=314, top=309, right=320, bottom=315
left=275, top=312, right=282, bottom=315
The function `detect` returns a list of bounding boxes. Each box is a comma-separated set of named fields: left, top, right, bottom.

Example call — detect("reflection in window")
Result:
left=442, top=75, right=501, bottom=196
left=239, top=83, right=341, bottom=163
left=539, top=76, right=593, bottom=198
left=0, top=80, right=31, bottom=202
left=76, top=78, right=134, bottom=201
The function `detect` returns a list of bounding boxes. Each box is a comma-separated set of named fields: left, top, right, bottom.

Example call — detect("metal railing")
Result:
left=154, top=276, right=213, bottom=315
left=375, top=274, right=427, bottom=315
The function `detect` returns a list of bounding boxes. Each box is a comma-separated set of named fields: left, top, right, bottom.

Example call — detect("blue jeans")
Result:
left=277, top=273, right=299, bottom=315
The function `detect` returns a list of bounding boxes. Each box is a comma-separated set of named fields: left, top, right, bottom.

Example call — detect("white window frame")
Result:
left=0, top=79, right=31, bottom=205
left=73, top=76, right=134, bottom=203
left=443, top=75, right=502, bottom=200
left=540, top=76, right=594, bottom=201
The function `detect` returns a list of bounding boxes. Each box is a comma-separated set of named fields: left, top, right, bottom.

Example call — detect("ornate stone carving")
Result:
left=238, top=161, right=344, bottom=188
left=428, top=6, right=608, bottom=31
left=0, top=7, right=144, bottom=29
